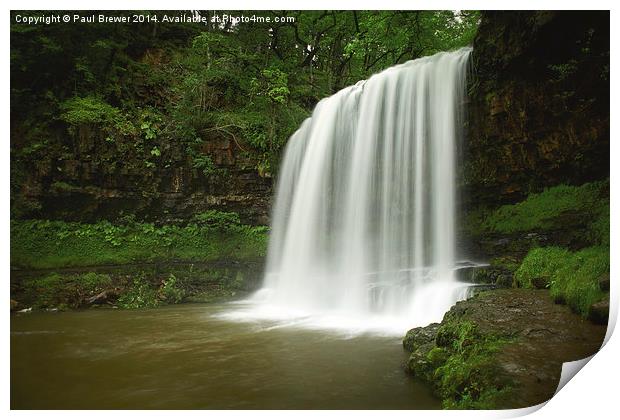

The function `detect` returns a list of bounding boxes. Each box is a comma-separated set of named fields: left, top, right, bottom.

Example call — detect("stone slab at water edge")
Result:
left=403, top=288, right=606, bottom=409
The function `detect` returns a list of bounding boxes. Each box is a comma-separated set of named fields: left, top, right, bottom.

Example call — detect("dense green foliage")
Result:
left=515, top=246, right=609, bottom=317
left=116, top=273, right=184, bottom=309
left=481, top=180, right=609, bottom=236
left=23, top=271, right=184, bottom=310
left=16, top=262, right=259, bottom=310
left=10, top=213, right=268, bottom=270
left=514, top=247, right=571, bottom=289
left=11, top=11, right=479, bottom=216
left=589, top=204, right=610, bottom=246
left=116, top=275, right=160, bottom=309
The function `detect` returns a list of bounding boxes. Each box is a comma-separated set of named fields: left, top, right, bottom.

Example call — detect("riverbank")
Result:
left=10, top=213, right=268, bottom=311
left=11, top=261, right=264, bottom=312
left=403, top=288, right=607, bottom=409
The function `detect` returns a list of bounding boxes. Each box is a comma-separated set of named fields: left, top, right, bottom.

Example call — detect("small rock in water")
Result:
left=18, top=307, right=32, bottom=313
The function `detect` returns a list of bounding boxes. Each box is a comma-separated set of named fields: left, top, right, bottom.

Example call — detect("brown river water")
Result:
left=11, top=302, right=440, bottom=409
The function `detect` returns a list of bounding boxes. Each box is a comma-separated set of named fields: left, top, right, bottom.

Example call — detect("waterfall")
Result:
left=228, top=48, right=473, bottom=334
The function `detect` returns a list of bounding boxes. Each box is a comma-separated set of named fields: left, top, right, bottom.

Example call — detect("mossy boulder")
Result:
left=406, top=343, right=436, bottom=378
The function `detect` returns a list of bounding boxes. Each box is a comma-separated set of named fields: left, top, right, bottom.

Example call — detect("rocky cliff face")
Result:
left=464, top=11, right=609, bottom=208
left=14, top=130, right=273, bottom=225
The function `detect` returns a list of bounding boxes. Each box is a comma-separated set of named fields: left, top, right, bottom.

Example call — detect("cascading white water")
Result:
left=225, top=48, right=473, bottom=335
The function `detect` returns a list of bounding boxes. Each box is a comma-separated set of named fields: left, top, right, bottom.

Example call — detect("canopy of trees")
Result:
left=11, top=10, right=479, bottom=203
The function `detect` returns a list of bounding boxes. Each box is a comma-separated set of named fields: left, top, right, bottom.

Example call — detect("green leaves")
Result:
left=138, top=108, right=163, bottom=141
left=252, top=68, right=291, bottom=104
left=191, top=210, right=241, bottom=230
left=160, top=274, right=184, bottom=304
left=10, top=216, right=269, bottom=270
left=117, top=274, right=159, bottom=309
left=191, top=153, right=216, bottom=176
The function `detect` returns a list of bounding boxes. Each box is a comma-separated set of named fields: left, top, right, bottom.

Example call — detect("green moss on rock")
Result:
left=405, top=319, right=515, bottom=409
left=482, top=180, right=608, bottom=235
